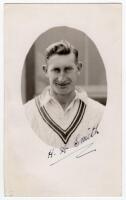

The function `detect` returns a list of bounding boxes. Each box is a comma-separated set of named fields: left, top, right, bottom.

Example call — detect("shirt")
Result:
left=24, top=86, right=105, bottom=148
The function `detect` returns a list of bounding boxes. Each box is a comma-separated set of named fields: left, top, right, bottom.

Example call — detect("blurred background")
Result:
left=21, top=26, right=107, bottom=105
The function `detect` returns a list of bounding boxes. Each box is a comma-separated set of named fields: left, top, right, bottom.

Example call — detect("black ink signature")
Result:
left=73, top=126, right=99, bottom=147
left=48, top=126, right=99, bottom=166
left=49, top=142, right=96, bottom=166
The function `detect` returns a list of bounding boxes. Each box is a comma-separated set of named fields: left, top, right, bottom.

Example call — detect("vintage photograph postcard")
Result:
left=4, top=3, right=122, bottom=196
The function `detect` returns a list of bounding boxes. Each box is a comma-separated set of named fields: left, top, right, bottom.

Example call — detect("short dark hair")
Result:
left=45, top=40, right=78, bottom=63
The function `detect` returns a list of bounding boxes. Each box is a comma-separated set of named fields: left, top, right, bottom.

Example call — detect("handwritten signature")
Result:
left=48, top=126, right=99, bottom=166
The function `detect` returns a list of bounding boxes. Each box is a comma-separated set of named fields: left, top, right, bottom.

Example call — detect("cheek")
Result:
left=48, top=72, right=57, bottom=83
left=70, top=72, right=78, bottom=81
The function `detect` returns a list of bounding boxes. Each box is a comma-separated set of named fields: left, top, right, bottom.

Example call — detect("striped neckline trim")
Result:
left=35, top=97, right=86, bottom=144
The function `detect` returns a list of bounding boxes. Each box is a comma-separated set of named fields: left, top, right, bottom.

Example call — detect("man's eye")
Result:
left=65, top=67, right=73, bottom=72
left=53, top=68, right=60, bottom=73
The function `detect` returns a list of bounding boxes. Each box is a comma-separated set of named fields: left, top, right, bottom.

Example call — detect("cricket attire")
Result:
left=24, top=86, right=105, bottom=148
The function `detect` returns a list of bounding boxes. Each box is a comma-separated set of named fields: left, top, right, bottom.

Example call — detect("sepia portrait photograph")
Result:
left=4, top=3, right=122, bottom=197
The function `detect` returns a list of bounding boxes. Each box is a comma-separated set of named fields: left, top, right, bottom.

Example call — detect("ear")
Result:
left=77, top=62, right=82, bottom=73
left=42, top=65, right=48, bottom=76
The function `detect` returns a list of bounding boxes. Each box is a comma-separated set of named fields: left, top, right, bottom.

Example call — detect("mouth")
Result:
left=55, top=82, right=70, bottom=88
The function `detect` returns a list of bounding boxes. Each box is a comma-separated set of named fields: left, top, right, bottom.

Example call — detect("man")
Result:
left=24, top=40, right=105, bottom=148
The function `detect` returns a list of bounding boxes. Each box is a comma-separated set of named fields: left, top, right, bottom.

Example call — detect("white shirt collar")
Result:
left=39, top=86, right=88, bottom=107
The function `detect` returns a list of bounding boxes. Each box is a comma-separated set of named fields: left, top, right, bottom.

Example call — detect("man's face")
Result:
left=46, top=53, right=81, bottom=95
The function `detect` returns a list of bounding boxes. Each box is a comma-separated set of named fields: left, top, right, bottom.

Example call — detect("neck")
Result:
left=50, top=90, right=76, bottom=110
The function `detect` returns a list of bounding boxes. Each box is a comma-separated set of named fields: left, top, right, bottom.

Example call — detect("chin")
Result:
left=55, top=88, right=73, bottom=95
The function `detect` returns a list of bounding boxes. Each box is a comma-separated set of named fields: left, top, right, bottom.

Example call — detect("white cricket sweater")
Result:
left=24, top=86, right=105, bottom=148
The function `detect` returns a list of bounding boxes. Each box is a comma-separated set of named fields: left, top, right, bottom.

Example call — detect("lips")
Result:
left=55, top=81, right=70, bottom=87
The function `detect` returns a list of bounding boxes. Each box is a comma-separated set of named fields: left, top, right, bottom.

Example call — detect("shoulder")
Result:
left=87, top=97, right=105, bottom=113
left=24, top=95, right=44, bottom=128
left=76, top=86, right=105, bottom=114
left=77, top=87, right=105, bottom=125
left=85, top=97, right=105, bottom=127
left=24, top=98, right=37, bottom=121
left=24, top=98, right=36, bottom=110
left=24, top=86, right=49, bottom=112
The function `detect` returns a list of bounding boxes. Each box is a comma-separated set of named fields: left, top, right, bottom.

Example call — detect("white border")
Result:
left=0, top=1, right=125, bottom=200
left=2, top=0, right=125, bottom=4
left=122, top=0, right=126, bottom=199
left=0, top=2, right=4, bottom=198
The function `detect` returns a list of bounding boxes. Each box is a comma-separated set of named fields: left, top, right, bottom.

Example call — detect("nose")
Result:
left=58, top=71, right=66, bottom=82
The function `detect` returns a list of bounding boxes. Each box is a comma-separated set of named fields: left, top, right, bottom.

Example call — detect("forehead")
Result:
left=47, top=53, right=76, bottom=67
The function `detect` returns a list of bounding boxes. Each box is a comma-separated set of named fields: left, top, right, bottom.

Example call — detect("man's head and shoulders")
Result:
left=25, top=40, right=104, bottom=113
